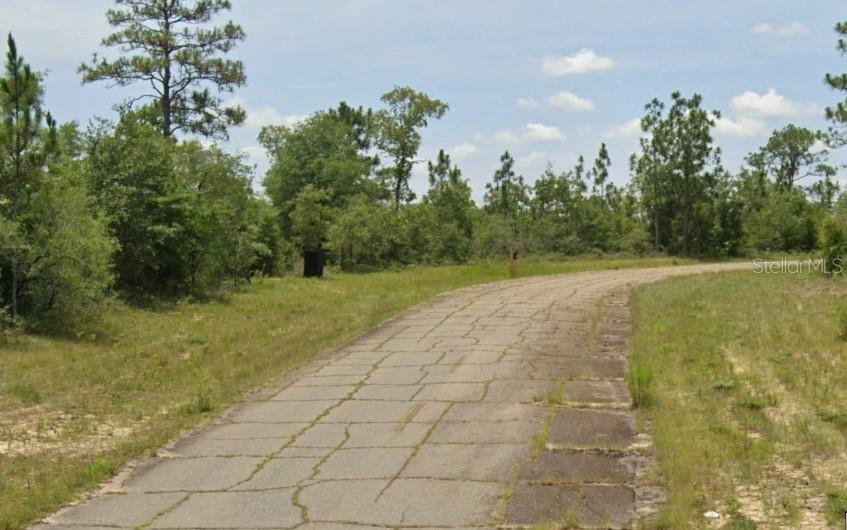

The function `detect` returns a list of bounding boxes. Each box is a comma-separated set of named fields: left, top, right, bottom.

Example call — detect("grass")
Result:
left=0, top=255, right=693, bottom=529
left=630, top=270, right=847, bottom=528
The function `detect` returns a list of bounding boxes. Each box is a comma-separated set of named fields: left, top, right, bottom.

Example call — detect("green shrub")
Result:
left=625, top=360, right=654, bottom=408
left=819, top=216, right=847, bottom=276
left=824, top=486, right=847, bottom=525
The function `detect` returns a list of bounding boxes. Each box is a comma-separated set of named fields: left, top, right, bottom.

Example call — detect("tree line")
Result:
left=3, top=0, right=847, bottom=332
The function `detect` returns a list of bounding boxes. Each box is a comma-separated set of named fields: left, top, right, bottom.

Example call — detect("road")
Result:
left=36, top=263, right=749, bottom=530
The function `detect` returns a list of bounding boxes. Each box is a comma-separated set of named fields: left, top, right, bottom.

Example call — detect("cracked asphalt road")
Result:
left=35, top=263, right=749, bottom=530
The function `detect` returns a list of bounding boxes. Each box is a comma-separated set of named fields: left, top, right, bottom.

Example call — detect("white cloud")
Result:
left=714, top=116, right=766, bottom=137
left=524, top=123, right=566, bottom=143
left=542, top=48, right=614, bottom=76
left=752, top=22, right=809, bottom=37
left=494, top=130, right=521, bottom=144
left=450, top=142, right=478, bottom=159
left=479, top=123, right=567, bottom=146
left=226, top=96, right=307, bottom=128
left=730, top=88, right=819, bottom=118
left=810, top=139, right=829, bottom=154
left=517, top=97, right=541, bottom=109
left=603, top=118, right=642, bottom=138
left=546, top=91, right=595, bottom=111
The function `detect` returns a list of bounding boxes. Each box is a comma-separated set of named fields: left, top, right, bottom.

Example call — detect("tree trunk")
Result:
left=161, top=10, right=172, bottom=137
left=303, top=249, right=325, bottom=278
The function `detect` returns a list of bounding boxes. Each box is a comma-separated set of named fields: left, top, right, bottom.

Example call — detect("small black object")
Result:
left=303, top=250, right=324, bottom=278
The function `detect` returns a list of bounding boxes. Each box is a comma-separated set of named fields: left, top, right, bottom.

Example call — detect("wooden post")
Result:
left=509, top=250, right=519, bottom=279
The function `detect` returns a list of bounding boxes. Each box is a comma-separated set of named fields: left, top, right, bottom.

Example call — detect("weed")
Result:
left=546, top=382, right=566, bottom=405
left=712, top=378, right=735, bottom=392
left=9, top=383, right=42, bottom=404
left=531, top=411, right=553, bottom=457
left=736, top=392, right=775, bottom=411
left=824, top=485, right=847, bottom=524
left=625, top=360, right=653, bottom=408
left=721, top=514, right=757, bottom=529
left=818, top=408, right=847, bottom=432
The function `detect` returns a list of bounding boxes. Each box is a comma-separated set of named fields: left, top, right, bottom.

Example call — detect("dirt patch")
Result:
left=0, top=406, right=140, bottom=457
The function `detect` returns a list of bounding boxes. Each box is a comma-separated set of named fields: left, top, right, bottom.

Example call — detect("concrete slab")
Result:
left=51, top=492, right=183, bottom=527
left=413, top=382, right=486, bottom=402
left=291, top=423, right=348, bottom=448
left=344, top=422, right=432, bottom=448
left=505, top=483, right=635, bottom=529
left=563, top=380, right=631, bottom=404
left=315, top=447, right=414, bottom=479
left=201, top=422, right=307, bottom=440
left=231, top=458, right=320, bottom=490
left=150, top=490, right=301, bottom=528
left=353, top=384, right=421, bottom=400
left=548, top=408, right=636, bottom=449
left=428, top=420, right=537, bottom=444
left=518, top=451, right=635, bottom=483
left=271, top=385, right=355, bottom=401
left=301, top=478, right=500, bottom=526
left=122, top=457, right=261, bottom=492
left=319, top=400, right=448, bottom=423
left=401, top=443, right=527, bottom=481
left=170, top=436, right=288, bottom=457
left=226, top=400, right=338, bottom=423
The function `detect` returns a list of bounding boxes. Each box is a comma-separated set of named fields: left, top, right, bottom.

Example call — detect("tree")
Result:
left=289, top=185, right=334, bottom=255
left=484, top=151, right=529, bottom=219
left=591, top=142, right=611, bottom=206
left=423, top=149, right=474, bottom=262
left=0, top=35, right=114, bottom=326
left=0, top=34, right=49, bottom=318
left=809, top=171, right=840, bottom=211
left=747, top=125, right=832, bottom=191
left=260, top=107, right=379, bottom=236
left=377, top=86, right=448, bottom=208
left=326, top=196, right=405, bottom=271
left=79, top=0, right=246, bottom=139
left=631, top=92, right=722, bottom=255
left=484, top=151, right=530, bottom=257
left=825, top=21, right=847, bottom=145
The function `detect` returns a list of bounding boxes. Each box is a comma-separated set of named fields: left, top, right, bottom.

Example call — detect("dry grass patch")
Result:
left=631, top=271, right=847, bottom=529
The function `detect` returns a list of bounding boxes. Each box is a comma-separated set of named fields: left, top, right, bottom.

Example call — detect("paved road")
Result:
left=37, top=263, right=749, bottom=530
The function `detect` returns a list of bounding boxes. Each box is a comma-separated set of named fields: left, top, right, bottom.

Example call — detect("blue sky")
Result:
left=1, top=0, right=845, bottom=200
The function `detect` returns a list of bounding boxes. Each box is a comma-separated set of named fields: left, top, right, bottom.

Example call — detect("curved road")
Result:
left=36, top=263, right=749, bottom=530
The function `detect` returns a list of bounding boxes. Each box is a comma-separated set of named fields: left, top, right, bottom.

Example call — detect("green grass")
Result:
left=0, top=255, right=693, bottom=529
left=630, top=270, right=847, bottom=528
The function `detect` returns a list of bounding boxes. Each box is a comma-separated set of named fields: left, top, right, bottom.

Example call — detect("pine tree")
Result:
left=79, top=0, right=247, bottom=139
left=377, top=86, right=448, bottom=209
left=0, top=34, right=55, bottom=319
left=825, top=21, right=847, bottom=145
left=591, top=142, right=611, bottom=206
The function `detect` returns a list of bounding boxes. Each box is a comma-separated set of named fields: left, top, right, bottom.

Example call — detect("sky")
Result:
left=1, top=0, right=845, bottom=201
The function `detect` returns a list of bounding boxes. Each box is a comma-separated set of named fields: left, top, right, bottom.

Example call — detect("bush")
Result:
left=326, top=197, right=406, bottom=271
left=625, top=360, right=654, bottom=408
left=819, top=216, right=847, bottom=276
left=824, top=486, right=847, bottom=525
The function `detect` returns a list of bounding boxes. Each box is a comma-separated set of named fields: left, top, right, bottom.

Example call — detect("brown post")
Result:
left=509, top=250, right=519, bottom=278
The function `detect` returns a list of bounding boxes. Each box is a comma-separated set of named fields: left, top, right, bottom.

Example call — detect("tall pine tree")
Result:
left=79, top=0, right=247, bottom=139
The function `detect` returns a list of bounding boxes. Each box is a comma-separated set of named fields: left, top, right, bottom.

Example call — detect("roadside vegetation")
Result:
left=630, top=270, right=847, bottom=529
